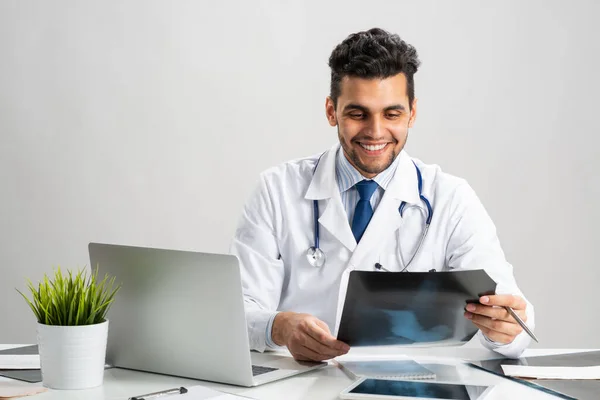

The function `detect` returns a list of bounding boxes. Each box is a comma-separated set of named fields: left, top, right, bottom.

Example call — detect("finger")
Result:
left=503, top=305, right=528, bottom=323
left=296, top=332, right=347, bottom=358
left=313, top=319, right=351, bottom=352
left=291, top=352, right=312, bottom=362
left=472, top=322, right=515, bottom=344
left=466, top=312, right=523, bottom=337
left=291, top=343, right=331, bottom=362
left=314, top=319, right=332, bottom=334
left=479, top=295, right=527, bottom=310
left=465, top=303, right=527, bottom=322
left=294, top=322, right=348, bottom=357
left=465, top=303, right=511, bottom=320
left=302, top=320, right=350, bottom=352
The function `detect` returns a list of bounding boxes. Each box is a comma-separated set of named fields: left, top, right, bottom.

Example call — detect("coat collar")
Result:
left=304, top=144, right=422, bottom=206
left=385, top=149, right=422, bottom=206
left=304, top=143, right=339, bottom=201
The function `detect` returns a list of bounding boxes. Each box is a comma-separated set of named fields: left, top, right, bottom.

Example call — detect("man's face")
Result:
left=325, top=73, right=417, bottom=178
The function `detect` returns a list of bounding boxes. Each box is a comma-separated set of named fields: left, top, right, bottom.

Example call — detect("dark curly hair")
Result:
left=328, top=28, right=421, bottom=110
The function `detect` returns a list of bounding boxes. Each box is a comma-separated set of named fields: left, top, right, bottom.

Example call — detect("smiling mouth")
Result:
left=355, top=142, right=391, bottom=156
left=358, top=143, right=388, bottom=151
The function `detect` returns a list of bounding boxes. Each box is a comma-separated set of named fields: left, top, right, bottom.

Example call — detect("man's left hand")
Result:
left=464, top=294, right=527, bottom=344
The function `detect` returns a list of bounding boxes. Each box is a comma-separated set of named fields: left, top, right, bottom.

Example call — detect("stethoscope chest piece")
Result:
left=306, top=246, right=326, bottom=268
left=305, top=154, right=432, bottom=271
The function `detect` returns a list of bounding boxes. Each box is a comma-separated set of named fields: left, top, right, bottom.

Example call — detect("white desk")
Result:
left=0, top=344, right=590, bottom=400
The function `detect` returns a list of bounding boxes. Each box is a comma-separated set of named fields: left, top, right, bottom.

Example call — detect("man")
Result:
left=231, top=28, right=534, bottom=362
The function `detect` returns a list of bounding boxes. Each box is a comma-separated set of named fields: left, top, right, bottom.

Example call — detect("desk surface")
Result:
left=0, top=344, right=591, bottom=400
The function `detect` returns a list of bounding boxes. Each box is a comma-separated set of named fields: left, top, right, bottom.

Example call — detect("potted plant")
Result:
left=18, top=267, right=121, bottom=390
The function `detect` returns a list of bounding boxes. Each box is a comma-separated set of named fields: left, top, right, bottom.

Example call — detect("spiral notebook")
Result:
left=338, top=359, right=436, bottom=380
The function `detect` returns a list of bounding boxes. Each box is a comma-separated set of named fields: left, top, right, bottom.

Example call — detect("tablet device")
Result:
left=339, top=378, right=494, bottom=400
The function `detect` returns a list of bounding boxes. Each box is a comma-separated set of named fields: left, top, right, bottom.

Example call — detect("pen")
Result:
left=129, top=386, right=188, bottom=400
left=505, top=306, right=539, bottom=343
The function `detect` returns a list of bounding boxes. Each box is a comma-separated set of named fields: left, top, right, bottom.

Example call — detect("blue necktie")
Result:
left=351, top=180, right=379, bottom=243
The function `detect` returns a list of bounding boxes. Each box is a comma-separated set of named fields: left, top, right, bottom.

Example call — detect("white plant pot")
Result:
left=36, top=320, right=108, bottom=390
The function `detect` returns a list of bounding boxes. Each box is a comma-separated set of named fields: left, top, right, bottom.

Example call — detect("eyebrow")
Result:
left=343, top=103, right=406, bottom=113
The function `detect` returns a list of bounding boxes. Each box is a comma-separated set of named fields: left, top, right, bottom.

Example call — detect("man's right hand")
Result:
left=271, top=312, right=350, bottom=361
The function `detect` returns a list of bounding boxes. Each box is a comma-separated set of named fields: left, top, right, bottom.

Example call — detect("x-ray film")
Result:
left=337, top=270, right=496, bottom=346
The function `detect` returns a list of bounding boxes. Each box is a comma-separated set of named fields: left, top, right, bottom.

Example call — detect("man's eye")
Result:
left=386, top=113, right=401, bottom=119
left=349, top=113, right=364, bottom=118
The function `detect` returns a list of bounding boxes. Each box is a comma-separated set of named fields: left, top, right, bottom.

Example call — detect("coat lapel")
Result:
left=304, top=144, right=356, bottom=252
left=347, top=151, right=422, bottom=270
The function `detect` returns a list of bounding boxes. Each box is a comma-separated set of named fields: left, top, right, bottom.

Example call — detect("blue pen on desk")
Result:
left=129, top=386, right=188, bottom=400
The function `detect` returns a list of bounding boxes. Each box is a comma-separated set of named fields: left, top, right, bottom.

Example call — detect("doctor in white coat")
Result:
left=231, top=28, right=534, bottom=362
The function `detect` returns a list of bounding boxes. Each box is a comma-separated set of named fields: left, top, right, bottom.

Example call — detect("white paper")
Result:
left=0, top=355, right=40, bottom=370
left=0, top=384, right=47, bottom=398
left=501, top=364, right=600, bottom=380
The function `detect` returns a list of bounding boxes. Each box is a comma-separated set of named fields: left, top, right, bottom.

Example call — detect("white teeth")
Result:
left=360, top=143, right=387, bottom=151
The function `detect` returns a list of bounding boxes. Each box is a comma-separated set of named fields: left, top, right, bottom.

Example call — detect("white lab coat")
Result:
left=231, top=144, right=534, bottom=358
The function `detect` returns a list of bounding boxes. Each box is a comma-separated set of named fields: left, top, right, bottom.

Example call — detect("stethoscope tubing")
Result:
left=306, top=152, right=433, bottom=271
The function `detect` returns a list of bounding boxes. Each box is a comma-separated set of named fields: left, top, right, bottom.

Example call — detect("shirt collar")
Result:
left=304, top=144, right=422, bottom=206
left=335, top=146, right=400, bottom=192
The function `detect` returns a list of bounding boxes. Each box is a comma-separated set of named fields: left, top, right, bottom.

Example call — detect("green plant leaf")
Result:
left=16, top=265, right=121, bottom=326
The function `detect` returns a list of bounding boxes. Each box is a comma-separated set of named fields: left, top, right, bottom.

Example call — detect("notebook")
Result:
left=0, top=346, right=42, bottom=384
left=337, top=359, right=436, bottom=380
left=0, top=355, right=40, bottom=370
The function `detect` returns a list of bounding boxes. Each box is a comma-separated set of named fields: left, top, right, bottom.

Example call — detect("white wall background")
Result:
left=1, top=0, right=598, bottom=348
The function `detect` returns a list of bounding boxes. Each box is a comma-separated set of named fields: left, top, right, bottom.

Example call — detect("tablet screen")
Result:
left=349, top=379, right=489, bottom=399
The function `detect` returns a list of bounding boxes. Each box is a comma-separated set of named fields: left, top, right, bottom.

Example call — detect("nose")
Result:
left=365, top=116, right=385, bottom=139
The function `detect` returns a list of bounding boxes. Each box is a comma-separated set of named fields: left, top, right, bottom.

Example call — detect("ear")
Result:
left=408, top=98, right=418, bottom=128
left=325, top=97, right=337, bottom=126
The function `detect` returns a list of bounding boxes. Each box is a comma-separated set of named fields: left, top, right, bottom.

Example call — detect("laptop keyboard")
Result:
left=252, top=365, right=278, bottom=376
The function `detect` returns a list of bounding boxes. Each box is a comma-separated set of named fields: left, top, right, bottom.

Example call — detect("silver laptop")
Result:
left=89, top=242, right=325, bottom=387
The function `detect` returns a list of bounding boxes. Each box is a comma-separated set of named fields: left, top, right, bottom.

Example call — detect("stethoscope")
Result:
left=306, top=154, right=433, bottom=271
